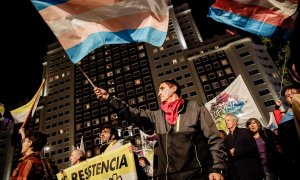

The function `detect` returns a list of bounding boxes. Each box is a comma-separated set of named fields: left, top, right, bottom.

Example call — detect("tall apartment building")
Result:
left=8, top=3, right=283, bottom=172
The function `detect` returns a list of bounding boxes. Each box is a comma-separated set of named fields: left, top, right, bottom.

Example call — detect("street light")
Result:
left=43, top=143, right=50, bottom=157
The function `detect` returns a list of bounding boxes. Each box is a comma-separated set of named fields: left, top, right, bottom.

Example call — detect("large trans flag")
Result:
left=31, top=0, right=169, bottom=63
left=208, top=0, right=298, bottom=40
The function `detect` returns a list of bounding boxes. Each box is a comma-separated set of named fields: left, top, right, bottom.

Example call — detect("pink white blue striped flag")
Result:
left=208, top=0, right=298, bottom=40
left=31, top=0, right=169, bottom=63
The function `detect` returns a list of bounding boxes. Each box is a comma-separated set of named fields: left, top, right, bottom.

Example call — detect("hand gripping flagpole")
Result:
left=77, top=65, right=96, bottom=88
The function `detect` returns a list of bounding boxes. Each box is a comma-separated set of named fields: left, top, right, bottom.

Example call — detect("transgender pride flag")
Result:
left=31, top=0, right=169, bottom=63
left=208, top=0, right=298, bottom=40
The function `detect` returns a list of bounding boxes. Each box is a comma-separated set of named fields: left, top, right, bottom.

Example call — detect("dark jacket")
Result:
left=224, top=127, right=265, bottom=180
left=257, top=128, right=281, bottom=174
left=108, top=97, right=227, bottom=180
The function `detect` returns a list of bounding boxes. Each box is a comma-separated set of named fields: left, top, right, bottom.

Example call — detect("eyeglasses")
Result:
left=285, top=89, right=297, bottom=99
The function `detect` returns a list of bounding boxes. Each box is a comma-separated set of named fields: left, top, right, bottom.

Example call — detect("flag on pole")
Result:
left=208, top=0, right=298, bottom=40
left=139, top=130, right=156, bottom=171
left=77, top=135, right=85, bottom=154
left=31, top=0, right=169, bottom=63
left=10, top=79, right=46, bottom=125
left=205, top=75, right=264, bottom=131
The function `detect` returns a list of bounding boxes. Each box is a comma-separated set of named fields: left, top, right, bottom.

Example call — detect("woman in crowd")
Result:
left=246, top=118, right=281, bottom=180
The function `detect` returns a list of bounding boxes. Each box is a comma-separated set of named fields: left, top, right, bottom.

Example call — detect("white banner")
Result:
left=205, top=75, right=263, bottom=131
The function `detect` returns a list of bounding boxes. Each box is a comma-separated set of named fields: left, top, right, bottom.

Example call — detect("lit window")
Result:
left=86, top=150, right=92, bottom=157
left=200, top=75, right=208, bottom=82
left=137, top=96, right=145, bottom=103
left=138, top=45, right=144, bottom=50
left=108, top=87, right=115, bottom=93
left=84, top=121, right=91, bottom=128
left=107, top=71, right=113, bottom=77
left=115, top=68, right=122, bottom=74
left=111, top=113, right=118, bottom=120
left=128, top=98, right=136, bottom=105
left=107, top=79, right=114, bottom=85
left=225, top=68, right=233, bottom=74
left=84, top=103, right=90, bottom=110
left=106, top=63, right=113, bottom=69
left=134, top=79, right=142, bottom=85
left=216, top=70, right=224, bottom=77
left=139, top=52, right=145, bottom=58
left=124, top=65, right=130, bottom=71
left=221, top=59, right=229, bottom=65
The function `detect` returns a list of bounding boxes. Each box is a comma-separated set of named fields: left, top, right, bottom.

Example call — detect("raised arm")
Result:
left=19, top=127, right=26, bottom=140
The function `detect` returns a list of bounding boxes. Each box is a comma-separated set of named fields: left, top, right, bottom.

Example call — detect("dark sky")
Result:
left=0, top=0, right=226, bottom=114
left=1, top=0, right=56, bottom=111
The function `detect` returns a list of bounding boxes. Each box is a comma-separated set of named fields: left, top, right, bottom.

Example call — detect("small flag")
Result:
left=31, top=0, right=169, bottom=63
left=10, top=79, right=46, bottom=125
left=267, top=112, right=278, bottom=131
left=79, top=135, right=85, bottom=154
left=208, top=0, right=298, bottom=40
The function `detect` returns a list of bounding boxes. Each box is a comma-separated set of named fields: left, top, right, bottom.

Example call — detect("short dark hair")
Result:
left=282, top=84, right=300, bottom=96
left=26, top=132, right=48, bottom=152
left=101, top=124, right=119, bottom=139
left=160, top=79, right=181, bottom=96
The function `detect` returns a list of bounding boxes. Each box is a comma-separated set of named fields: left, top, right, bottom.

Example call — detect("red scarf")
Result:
left=161, top=98, right=184, bottom=125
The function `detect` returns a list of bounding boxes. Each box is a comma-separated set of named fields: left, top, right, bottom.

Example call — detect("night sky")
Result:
left=1, top=0, right=56, bottom=111
left=0, top=0, right=227, bottom=115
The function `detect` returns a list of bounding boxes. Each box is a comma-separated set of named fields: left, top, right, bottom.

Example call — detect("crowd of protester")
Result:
left=10, top=80, right=300, bottom=180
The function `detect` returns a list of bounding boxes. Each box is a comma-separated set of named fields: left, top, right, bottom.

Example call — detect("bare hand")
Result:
left=276, top=100, right=282, bottom=106
left=230, top=148, right=235, bottom=156
left=94, top=87, right=109, bottom=100
left=19, top=128, right=26, bottom=139
left=209, top=173, right=224, bottom=180
left=128, top=144, right=135, bottom=153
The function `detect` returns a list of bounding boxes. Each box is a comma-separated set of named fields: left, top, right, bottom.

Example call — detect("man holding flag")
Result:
left=94, top=79, right=227, bottom=180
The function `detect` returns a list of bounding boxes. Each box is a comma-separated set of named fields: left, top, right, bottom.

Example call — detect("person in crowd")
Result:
left=273, top=85, right=300, bottom=179
left=99, top=124, right=123, bottom=154
left=291, top=93, right=300, bottom=140
left=99, top=124, right=147, bottom=179
left=224, top=113, right=265, bottom=180
left=246, top=118, right=280, bottom=180
left=94, top=79, right=227, bottom=180
left=10, top=128, right=48, bottom=180
left=139, top=156, right=153, bottom=178
left=69, top=149, right=86, bottom=166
